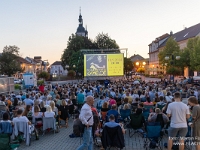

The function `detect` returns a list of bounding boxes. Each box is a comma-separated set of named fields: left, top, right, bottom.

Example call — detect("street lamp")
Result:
left=165, top=54, right=180, bottom=83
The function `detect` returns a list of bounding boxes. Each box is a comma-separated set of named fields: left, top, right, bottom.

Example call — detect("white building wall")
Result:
left=50, top=65, right=67, bottom=75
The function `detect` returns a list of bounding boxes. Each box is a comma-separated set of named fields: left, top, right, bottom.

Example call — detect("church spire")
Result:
left=78, top=7, right=83, bottom=25
left=76, top=8, right=88, bottom=38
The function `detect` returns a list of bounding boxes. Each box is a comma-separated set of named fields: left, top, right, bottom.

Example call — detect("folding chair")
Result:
left=142, top=109, right=150, bottom=121
left=119, top=109, right=131, bottom=126
left=143, top=123, right=163, bottom=150
left=157, top=104, right=165, bottom=111
left=101, top=125, right=125, bottom=150
left=143, top=105, right=154, bottom=112
left=13, top=121, right=32, bottom=146
left=42, top=117, right=58, bottom=135
left=0, top=122, right=20, bottom=150
left=128, top=113, right=144, bottom=138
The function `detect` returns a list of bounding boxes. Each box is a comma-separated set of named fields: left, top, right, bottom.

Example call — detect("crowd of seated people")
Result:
left=0, top=78, right=200, bottom=149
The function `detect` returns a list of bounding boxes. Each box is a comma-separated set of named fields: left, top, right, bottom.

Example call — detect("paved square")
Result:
left=17, top=117, right=170, bottom=150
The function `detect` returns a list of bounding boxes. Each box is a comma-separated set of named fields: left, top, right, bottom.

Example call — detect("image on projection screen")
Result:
left=84, top=54, right=124, bottom=76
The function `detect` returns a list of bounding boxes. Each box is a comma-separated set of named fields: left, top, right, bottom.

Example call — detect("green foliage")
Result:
left=137, top=67, right=145, bottom=73
left=158, top=37, right=180, bottom=66
left=67, top=70, right=76, bottom=77
left=37, top=80, right=44, bottom=85
left=69, top=51, right=84, bottom=74
left=38, top=72, right=50, bottom=80
left=14, top=84, right=21, bottom=90
left=166, top=66, right=181, bottom=76
left=124, top=58, right=133, bottom=73
left=188, top=37, right=200, bottom=71
left=178, top=47, right=190, bottom=68
left=94, top=33, right=119, bottom=49
left=61, top=33, right=120, bottom=76
left=61, top=34, right=93, bottom=66
left=0, top=45, right=22, bottom=76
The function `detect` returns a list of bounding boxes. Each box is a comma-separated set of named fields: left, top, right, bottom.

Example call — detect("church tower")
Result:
left=76, top=8, right=88, bottom=37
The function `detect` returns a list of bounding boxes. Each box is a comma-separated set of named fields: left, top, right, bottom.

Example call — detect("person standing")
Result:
left=77, top=96, right=94, bottom=150
left=166, top=92, right=190, bottom=150
left=188, top=96, right=200, bottom=150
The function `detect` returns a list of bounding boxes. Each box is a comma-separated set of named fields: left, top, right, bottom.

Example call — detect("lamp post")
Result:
left=165, top=54, right=180, bottom=83
left=65, top=65, right=76, bottom=79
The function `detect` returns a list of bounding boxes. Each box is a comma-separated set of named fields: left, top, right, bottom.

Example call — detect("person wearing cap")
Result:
left=77, top=96, right=94, bottom=150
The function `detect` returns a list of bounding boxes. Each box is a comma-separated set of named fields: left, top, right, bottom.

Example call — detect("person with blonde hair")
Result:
left=44, top=105, right=55, bottom=118
left=123, top=104, right=129, bottom=110
left=50, top=101, right=58, bottom=116
left=59, top=99, right=69, bottom=127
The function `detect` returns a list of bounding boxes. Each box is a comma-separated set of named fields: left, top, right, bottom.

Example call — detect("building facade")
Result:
left=149, top=23, right=200, bottom=76
left=50, top=61, right=67, bottom=76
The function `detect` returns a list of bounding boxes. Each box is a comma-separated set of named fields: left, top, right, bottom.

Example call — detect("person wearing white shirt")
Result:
left=13, top=109, right=31, bottom=125
left=165, top=92, right=173, bottom=102
left=77, top=96, right=94, bottom=150
left=44, top=105, right=55, bottom=118
left=166, top=92, right=190, bottom=150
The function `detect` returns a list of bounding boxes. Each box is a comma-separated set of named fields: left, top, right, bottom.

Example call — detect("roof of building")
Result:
left=130, top=54, right=145, bottom=62
left=76, top=24, right=86, bottom=33
left=34, top=56, right=42, bottom=60
left=17, top=56, right=31, bottom=64
left=51, top=61, right=62, bottom=66
left=148, top=33, right=169, bottom=46
left=159, top=23, right=200, bottom=48
left=26, top=57, right=40, bottom=64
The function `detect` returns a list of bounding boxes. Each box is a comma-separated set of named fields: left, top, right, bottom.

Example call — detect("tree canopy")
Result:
left=61, top=33, right=120, bottom=76
left=124, top=58, right=133, bottom=73
left=0, top=45, right=22, bottom=76
left=158, top=37, right=181, bottom=66
left=187, top=37, right=200, bottom=71
left=94, top=33, right=119, bottom=49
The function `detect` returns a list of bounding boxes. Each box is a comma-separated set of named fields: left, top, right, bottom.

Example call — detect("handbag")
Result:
left=79, top=116, right=92, bottom=133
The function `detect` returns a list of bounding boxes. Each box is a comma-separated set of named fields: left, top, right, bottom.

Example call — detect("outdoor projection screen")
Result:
left=84, top=54, right=124, bottom=76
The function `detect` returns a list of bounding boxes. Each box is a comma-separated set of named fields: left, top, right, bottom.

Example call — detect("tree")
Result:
left=61, top=34, right=93, bottom=66
left=61, top=33, right=121, bottom=76
left=124, top=58, right=133, bottom=74
left=94, top=33, right=119, bottom=49
left=38, top=71, right=50, bottom=80
left=67, top=70, right=76, bottom=77
left=166, top=66, right=181, bottom=76
left=0, top=45, right=22, bottom=76
left=61, top=34, right=93, bottom=75
left=158, top=37, right=181, bottom=66
left=187, top=37, right=200, bottom=71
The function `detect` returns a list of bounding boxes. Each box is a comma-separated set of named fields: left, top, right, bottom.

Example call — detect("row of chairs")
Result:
left=0, top=116, right=60, bottom=150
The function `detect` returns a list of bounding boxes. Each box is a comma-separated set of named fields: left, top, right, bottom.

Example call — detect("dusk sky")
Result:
left=0, top=0, right=199, bottom=64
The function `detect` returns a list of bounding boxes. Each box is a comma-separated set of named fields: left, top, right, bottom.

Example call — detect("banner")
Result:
left=84, top=54, right=124, bottom=76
